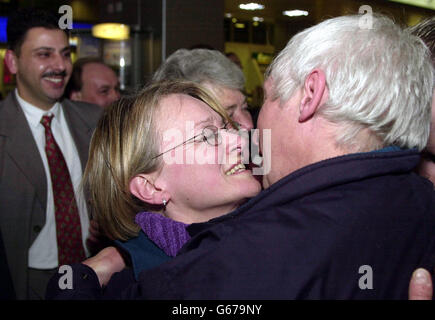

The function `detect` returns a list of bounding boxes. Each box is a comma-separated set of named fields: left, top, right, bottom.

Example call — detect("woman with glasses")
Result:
left=47, top=80, right=261, bottom=298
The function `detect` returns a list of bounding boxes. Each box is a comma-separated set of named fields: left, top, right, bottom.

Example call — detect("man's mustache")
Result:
left=42, top=71, right=67, bottom=77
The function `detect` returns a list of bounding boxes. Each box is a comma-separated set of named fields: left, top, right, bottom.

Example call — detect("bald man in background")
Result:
left=66, top=57, right=120, bottom=109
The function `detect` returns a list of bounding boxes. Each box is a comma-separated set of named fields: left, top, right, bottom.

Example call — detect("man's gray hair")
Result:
left=408, top=16, right=435, bottom=67
left=152, top=49, right=245, bottom=91
left=267, top=14, right=434, bottom=152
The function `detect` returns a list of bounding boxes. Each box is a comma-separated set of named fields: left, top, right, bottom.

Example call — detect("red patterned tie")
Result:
left=41, top=114, right=86, bottom=265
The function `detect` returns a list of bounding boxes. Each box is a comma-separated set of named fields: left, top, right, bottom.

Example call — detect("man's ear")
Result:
left=70, top=91, right=82, bottom=101
left=129, top=174, right=170, bottom=206
left=4, top=50, right=18, bottom=74
left=299, top=69, right=328, bottom=123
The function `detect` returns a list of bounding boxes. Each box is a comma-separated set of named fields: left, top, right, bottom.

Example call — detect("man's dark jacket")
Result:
left=47, top=149, right=435, bottom=299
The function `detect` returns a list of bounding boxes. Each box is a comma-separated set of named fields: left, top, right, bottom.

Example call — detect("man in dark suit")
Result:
left=0, top=9, right=102, bottom=299
left=65, top=57, right=121, bottom=109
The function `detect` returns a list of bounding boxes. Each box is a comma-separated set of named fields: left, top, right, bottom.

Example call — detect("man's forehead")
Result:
left=84, top=63, right=114, bottom=73
left=23, top=27, right=68, bottom=47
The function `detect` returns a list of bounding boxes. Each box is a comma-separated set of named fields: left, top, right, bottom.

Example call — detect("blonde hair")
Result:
left=83, top=80, right=234, bottom=241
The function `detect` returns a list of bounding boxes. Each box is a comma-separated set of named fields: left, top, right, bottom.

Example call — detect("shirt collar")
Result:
left=15, top=89, right=62, bottom=128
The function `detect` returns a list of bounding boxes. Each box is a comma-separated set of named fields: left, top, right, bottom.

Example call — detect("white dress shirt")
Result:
left=16, top=90, right=90, bottom=269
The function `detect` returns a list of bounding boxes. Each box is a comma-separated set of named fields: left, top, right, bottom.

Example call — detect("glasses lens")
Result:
left=203, top=126, right=221, bottom=146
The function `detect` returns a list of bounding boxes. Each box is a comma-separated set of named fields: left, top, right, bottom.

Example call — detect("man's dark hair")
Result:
left=409, top=17, right=435, bottom=66
left=64, top=57, right=106, bottom=99
left=7, top=8, right=68, bottom=56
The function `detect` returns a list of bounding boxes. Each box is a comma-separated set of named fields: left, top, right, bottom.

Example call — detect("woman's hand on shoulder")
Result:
left=82, top=246, right=126, bottom=287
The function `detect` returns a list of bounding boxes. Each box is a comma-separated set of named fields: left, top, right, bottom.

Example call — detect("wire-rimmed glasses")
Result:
left=152, top=122, right=239, bottom=159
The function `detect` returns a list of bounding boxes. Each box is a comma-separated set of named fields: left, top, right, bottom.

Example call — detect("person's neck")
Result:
left=303, top=119, right=351, bottom=172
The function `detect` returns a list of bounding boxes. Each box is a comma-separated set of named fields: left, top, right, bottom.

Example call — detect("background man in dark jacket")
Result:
left=48, top=14, right=435, bottom=299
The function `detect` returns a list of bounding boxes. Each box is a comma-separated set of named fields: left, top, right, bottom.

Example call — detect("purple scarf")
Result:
left=135, top=212, right=191, bottom=257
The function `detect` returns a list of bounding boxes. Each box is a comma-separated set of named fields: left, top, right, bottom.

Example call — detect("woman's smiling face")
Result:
left=153, top=93, right=261, bottom=223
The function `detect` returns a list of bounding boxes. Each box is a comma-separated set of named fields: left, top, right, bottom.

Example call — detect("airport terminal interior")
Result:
left=0, top=0, right=434, bottom=109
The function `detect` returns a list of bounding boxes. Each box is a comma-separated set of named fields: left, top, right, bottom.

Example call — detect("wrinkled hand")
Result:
left=409, top=268, right=433, bottom=300
left=82, top=246, right=126, bottom=287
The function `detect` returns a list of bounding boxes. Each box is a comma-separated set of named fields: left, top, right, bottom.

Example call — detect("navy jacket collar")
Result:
left=115, top=232, right=171, bottom=280
left=187, top=148, right=420, bottom=237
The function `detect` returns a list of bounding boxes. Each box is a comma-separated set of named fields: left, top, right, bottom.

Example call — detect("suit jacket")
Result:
left=0, top=92, right=102, bottom=299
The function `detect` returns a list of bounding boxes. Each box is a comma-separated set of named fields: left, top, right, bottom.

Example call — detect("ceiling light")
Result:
left=239, top=3, right=265, bottom=10
left=253, top=16, right=264, bottom=22
left=69, top=36, right=78, bottom=46
left=92, top=23, right=130, bottom=40
left=225, top=13, right=232, bottom=18
left=389, top=0, right=435, bottom=10
left=283, top=10, right=309, bottom=17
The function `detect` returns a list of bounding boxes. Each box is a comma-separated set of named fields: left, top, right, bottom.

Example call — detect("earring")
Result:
left=162, top=199, right=167, bottom=207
